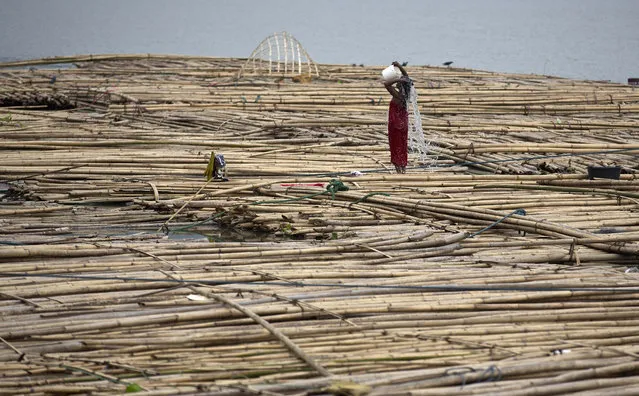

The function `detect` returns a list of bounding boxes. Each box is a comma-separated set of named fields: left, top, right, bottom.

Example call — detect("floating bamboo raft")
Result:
left=1, top=54, right=639, bottom=395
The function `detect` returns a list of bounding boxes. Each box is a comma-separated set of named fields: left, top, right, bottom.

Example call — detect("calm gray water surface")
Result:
left=1, top=0, right=637, bottom=83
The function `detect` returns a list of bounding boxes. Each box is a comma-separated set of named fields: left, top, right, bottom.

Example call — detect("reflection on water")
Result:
left=1, top=0, right=637, bottom=83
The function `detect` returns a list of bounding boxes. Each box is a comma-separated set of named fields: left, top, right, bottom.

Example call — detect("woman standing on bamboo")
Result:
left=384, top=61, right=411, bottom=174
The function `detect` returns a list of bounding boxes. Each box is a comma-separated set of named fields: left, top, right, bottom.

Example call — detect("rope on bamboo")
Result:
left=469, top=209, right=527, bottom=238
left=351, top=192, right=391, bottom=205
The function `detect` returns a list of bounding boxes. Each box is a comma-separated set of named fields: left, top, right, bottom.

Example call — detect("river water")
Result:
left=1, top=0, right=637, bottom=83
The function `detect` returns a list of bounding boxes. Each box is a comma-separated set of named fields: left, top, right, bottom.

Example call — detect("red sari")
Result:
left=388, top=98, right=409, bottom=167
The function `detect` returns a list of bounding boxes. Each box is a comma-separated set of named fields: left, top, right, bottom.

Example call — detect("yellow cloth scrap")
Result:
left=204, top=151, right=215, bottom=181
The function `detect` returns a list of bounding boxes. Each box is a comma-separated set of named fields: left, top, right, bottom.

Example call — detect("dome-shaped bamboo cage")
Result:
left=238, top=31, right=320, bottom=79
